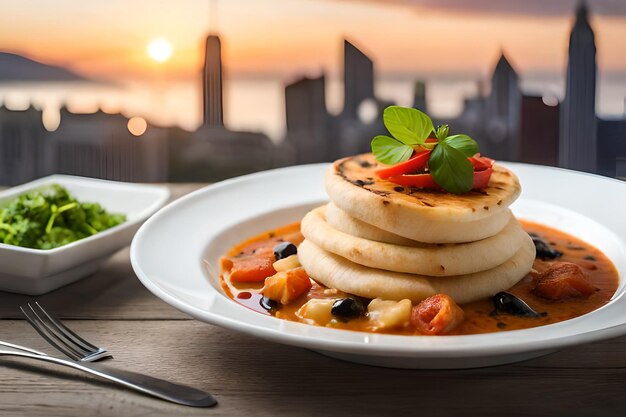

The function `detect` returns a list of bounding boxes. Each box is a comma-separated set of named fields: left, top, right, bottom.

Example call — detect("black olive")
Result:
left=331, top=298, right=365, bottom=320
left=529, top=233, right=563, bottom=260
left=260, top=296, right=279, bottom=312
left=273, top=242, right=297, bottom=260
left=493, top=292, right=546, bottom=318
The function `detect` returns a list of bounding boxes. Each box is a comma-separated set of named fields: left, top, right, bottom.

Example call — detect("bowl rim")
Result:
left=0, top=174, right=170, bottom=254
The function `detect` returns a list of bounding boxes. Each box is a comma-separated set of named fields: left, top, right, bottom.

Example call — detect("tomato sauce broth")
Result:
left=219, top=220, right=619, bottom=335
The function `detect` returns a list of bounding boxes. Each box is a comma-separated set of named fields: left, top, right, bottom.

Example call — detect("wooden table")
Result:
left=0, top=184, right=625, bottom=417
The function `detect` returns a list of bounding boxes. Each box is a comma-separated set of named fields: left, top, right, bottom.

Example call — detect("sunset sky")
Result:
left=2, top=0, right=626, bottom=82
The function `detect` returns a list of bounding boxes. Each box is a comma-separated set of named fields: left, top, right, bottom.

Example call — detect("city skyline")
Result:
left=0, top=0, right=624, bottom=187
left=2, top=0, right=626, bottom=82
left=2, top=0, right=626, bottom=139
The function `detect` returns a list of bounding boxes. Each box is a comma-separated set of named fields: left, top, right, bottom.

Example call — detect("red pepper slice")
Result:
left=469, top=154, right=495, bottom=171
left=386, top=172, right=438, bottom=188
left=376, top=151, right=431, bottom=179
left=472, top=167, right=493, bottom=189
left=387, top=167, right=493, bottom=190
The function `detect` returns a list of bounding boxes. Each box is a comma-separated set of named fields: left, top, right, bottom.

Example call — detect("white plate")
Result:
left=131, top=163, right=626, bottom=369
left=0, top=175, right=169, bottom=295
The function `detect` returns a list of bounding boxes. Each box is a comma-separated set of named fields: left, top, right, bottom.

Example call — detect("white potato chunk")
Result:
left=367, top=298, right=412, bottom=330
left=296, top=299, right=335, bottom=326
left=272, top=255, right=301, bottom=272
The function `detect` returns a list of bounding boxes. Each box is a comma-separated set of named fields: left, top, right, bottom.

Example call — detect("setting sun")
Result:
left=147, top=38, right=172, bottom=63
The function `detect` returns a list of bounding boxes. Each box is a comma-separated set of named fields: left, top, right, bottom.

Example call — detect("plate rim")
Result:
left=130, top=162, right=626, bottom=359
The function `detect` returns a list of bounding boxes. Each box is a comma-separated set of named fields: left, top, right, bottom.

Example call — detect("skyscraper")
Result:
left=285, top=75, right=330, bottom=163
left=342, top=39, right=374, bottom=120
left=559, top=2, right=597, bottom=172
left=202, top=35, right=223, bottom=127
left=484, top=52, right=522, bottom=161
left=412, top=81, right=427, bottom=113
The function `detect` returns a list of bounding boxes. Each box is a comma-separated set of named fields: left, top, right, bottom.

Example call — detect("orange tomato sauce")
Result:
left=219, top=220, right=619, bottom=335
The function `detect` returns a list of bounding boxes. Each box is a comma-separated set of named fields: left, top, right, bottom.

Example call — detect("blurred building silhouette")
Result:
left=436, top=52, right=527, bottom=163
left=342, top=40, right=375, bottom=120
left=284, top=38, right=388, bottom=164
left=168, top=125, right=276, bottom=181
left=168, top=32, right=277, bottom=181
left=520, top=96, right=560, bottom=166
left=559, top=3, right=597, bottom=173
left=436, top=2, right=625, bottom=174
left=0, top=106, right=168, bottom=185
left=484, top=53, right=522, bottom=161
left=597, top=118, right=626, bottom=178
left=52, top=108, right=168, bottom=182
left=0, top=1, right=624, bottom=186
left=284, top=75, right=329, bottom=164
left=412, top=81, right=427, bottom=113
left=203, top=34, right=223, bottom=127
left=0, top=105, right=51, bottom=185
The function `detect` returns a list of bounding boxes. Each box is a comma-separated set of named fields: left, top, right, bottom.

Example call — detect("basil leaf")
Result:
left=444, top=134, right=479, bottom=157
left=371, top=135, right=414, bottom=165
left=429, top=141, right=475, bottom=194
left=435, top=125, right=449, bottom=141
left=383, top=106, right=433, bottom=146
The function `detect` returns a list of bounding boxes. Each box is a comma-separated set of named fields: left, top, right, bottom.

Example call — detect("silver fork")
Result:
left=20, top=302, right=112, bottom=362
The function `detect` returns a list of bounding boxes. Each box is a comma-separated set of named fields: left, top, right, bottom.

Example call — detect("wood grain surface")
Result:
left=0, top=184, right=625, bottom=417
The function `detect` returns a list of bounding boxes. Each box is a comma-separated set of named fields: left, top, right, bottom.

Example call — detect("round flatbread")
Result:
left=325, top=202, right=419, bottom=246
left=325, top=153, right=520, bottom=243
left=301, top=206, right=526, bottom=276
left=298, top=236, right=536, bottom=305
left=325, top=201, right=512, bottom=246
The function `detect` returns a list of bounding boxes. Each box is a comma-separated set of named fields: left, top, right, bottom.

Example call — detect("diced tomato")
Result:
left=376, top=151, right=431, bottom=179
left=532, top=262, right=597, bottom=300
left=225, top=247, right=277, bottom=283
left=260, top=268, right=312, bottom=305
left=410, top=294, right=465, bottom=335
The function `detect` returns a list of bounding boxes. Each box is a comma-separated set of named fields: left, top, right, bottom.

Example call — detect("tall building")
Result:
left=285, top=75, right=330, bottom=163
left=0, top=105, right=52, bottom=185
left=443, top=52, right=522, bottom=162
left=484, top=52, right=522, bottom=161
left=202, top=35, right=224, bottom=127
left=597, top=118, right=626, bottom=178
left=520, top=96, right=560, bottom=166
left=559, top=2, right=597, bottom=172
left=342, top=39, right=374, bottom=119
left=412, top=81, right=427, bottom=113
left=52, top=108, right=168, bottom=182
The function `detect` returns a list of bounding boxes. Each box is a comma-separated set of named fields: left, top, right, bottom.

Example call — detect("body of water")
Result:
left=1, top=73, right=624, bottom=142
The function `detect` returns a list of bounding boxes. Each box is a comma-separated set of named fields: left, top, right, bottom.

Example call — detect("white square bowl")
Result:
left=0, top=175, right=170, bottom=295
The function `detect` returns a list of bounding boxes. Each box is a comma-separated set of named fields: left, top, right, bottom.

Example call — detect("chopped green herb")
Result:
left=0, top=184, right=126, bottom=250
left=371, top=106, right=481, bottom=194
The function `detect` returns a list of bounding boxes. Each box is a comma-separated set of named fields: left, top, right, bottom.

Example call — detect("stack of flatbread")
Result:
left=298, top=154, right=536, bottom=305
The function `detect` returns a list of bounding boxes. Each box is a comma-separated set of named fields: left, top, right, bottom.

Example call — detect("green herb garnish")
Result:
left=0, top=184, right=126, bottom=250
left=371, top=106, right=479, bottom=194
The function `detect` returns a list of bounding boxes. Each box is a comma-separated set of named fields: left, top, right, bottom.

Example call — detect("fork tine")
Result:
left=25, top=303, right=92, bottom=358
left=32, top=302, right=98, bottom=352
left=23, top=303, right=112, bottom=362
left=20, top=306, right=82, bottom=361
